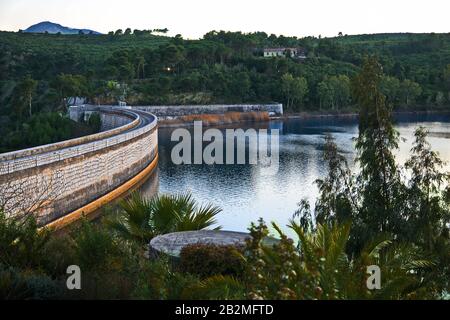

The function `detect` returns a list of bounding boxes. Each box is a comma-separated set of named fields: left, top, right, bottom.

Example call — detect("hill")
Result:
left=24, top=21, right=101, bottom=35
left=1, top=30, right=450, bottom=151
left=0, top=30, right=169, bottom=63
left=0, top=30, right=449, bottom=110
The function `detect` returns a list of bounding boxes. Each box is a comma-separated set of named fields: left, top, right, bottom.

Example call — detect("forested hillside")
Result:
left=1, top=30, right=450, bottom=151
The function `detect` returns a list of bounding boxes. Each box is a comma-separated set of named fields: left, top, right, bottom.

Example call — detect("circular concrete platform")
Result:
left=149, top=230, right=252, bottom=257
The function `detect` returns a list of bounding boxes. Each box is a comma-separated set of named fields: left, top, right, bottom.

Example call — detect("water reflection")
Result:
left=140, top=113, right=450, bottom=233
left=138, top=168, right=160, bottom=199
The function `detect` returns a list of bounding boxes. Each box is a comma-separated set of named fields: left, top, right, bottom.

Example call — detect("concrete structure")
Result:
left=150, top=230, right=279, bottom=257
left=0, top=106, right=158, bottom=227
left=86, top=104, right=283, bottom=120
left=0, top=103, right=279, bottom=229
left=150, top=230, right=252, bottom=257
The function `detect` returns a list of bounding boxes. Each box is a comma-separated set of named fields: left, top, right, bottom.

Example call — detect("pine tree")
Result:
left=351, top=57, right=403, bottom=252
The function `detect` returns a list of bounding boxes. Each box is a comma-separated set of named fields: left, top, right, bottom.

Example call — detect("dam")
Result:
left=0, top=103, right=282, bottom=229
left=0, top=106, right=158, bottom=228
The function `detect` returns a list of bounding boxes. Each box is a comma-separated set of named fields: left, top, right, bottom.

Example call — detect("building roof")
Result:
left=263, top=47, right=298, bottom=52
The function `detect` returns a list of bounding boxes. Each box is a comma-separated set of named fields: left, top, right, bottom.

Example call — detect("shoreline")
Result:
left=158, top=109, right=450, bottom=128
left=278, top=109, right=450, bottom=119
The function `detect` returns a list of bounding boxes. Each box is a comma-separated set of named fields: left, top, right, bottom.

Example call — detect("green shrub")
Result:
left=71, top=220, right=122, bottom=272
left=0, top=212, right=51, bottom=268
left=66, top=220, right=160, bottom=299
left=181, top=275, right=246, bottom=300
left=41, top=236, right=76, bottom=278
left=0, top=264, right=61, bottom=300
left=179, top=244, right=245, bottom=278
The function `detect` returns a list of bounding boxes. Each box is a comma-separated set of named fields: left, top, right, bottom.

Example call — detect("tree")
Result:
left=317, top=75, right=351, bottom=110
left=405, top=127, right=450, bottom=250
left=11, top=75, right=38, bottom=118
left=159, top=44, right=185, bottom=72
left=294, top=62, right=450, bottom=295
left=154, top=28, right=169, bottom=34
left=380, top=76, right=401, bottom=105
left=443, top=64, right=450, bottom=90
left=351, top=56, right=403, bottom=251
left=400, top=79, right=422, bottom=106
left=435, top=91, right=445, bottom=106
left=404, top=128, right=450, bottom=293
left=333, top=75, right=351, bottom=108
left=281, top=73, right=308, bottom=110
left=317, top=80, right=334, bottom=110
left=312, top=135, right=355, bottom=226
left=124, top=28, right=132, bottom=35
left=173, top=34, right=183, bottom=45
left=105, top=50, right=135, bottom=80
left=136, top=55, right=146, bottom=79
left=114, top=29, right=123, bottom=36
left=53, top=74, right=88, bottom=108
left=229, top=71, right=251, bottom=100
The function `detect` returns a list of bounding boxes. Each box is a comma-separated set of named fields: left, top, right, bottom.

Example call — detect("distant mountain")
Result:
left=24, top=21, right=101, bottom=35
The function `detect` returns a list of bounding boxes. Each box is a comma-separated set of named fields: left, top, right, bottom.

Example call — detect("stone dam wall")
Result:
left=0, top=106, right=158, bottom=225
left=84, top=104, right=283, bottom=119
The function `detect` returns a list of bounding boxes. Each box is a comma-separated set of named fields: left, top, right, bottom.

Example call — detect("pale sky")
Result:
left=0, top=0, right=449, bottom=39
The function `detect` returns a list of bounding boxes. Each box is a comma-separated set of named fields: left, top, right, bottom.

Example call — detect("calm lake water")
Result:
left=139, top=113, right=450, bottom=233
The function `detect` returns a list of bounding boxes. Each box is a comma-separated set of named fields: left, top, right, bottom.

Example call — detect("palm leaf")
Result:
left=183, top=275, right=245, bottom=300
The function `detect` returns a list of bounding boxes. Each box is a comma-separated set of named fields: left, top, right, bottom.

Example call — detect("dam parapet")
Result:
left=0, top=106, right=158, bottom=226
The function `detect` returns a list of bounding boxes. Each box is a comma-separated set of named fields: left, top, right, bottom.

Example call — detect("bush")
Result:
left=71, top=220, right=122, bottom=272
left=0, top=264, right=61, bottom=300
left=41, top=236, right=76, bottom=278
left=179, top=244, right=245, bottom=278
left=66, top=220, right=162, bottom=299
left=181, top=275, right=246, bottom=300
left=0, top=212, right=51, bottom=268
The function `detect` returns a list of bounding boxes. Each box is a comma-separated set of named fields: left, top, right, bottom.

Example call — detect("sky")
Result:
left=0, top=0, right=449, bottom=39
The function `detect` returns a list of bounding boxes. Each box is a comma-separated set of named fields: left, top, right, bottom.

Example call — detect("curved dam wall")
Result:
left=69, top=106, right=136, bottom=131
left=84, top=104, right=283, bottom=119
left=0, top=106, right=158, bottom=226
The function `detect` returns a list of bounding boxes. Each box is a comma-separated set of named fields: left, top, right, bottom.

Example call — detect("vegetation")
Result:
left=0, top=112, right=101, bottom=153
left=170, top=111, right=269, bottom=126
left=179, top=244, right=246, bottom=278
left=245, top=221, right=431, bottom=299
left=2, top=31, right=450, bottom=110
left=294, top=57, right=450, bottom=297
left=106, top=192, right=221, bottom=246
left=1, top=30, right=450, bottom=151
left=0, top=29, right=449, bottom=298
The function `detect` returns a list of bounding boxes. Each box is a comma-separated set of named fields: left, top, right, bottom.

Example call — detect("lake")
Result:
left=139, top=113, right=450, bottom=233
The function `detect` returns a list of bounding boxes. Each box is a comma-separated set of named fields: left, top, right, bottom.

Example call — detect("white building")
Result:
left=263, top=47, right=306, bottom=59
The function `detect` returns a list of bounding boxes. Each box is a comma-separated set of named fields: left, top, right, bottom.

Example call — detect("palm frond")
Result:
left=183, top=275, right=245, bottom=300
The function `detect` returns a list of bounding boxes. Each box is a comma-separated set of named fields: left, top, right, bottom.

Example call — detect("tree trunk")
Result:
left=28, top=94, right=32, bottom=117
